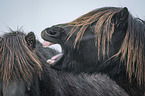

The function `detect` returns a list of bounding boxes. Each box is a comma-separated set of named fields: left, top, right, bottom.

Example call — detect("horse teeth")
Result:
left=47, top=59, right=55, bottom=64
left=51, top=53, right=62, bottom=60
left=43, top=40, right=54, bottom=47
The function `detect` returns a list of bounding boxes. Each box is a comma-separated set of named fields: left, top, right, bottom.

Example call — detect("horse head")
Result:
left=41, top=7, right=129, bottom=74
left=0, top=31, right=42, bottom=96
left=41, top=7, right=145, bottom=95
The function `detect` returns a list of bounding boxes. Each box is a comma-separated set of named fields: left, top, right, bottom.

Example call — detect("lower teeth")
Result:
left=47, top=53, right=62, bottom=64
left=47, top=59, right=55, bottom=64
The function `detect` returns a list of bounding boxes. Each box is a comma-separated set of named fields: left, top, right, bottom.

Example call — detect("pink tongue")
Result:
left=51, top=53, right=62, bottom=60
left=42, top=40, right=54, bottom=47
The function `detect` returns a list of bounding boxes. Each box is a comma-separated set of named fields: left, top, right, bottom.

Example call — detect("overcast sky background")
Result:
left=0, top=0, right=145, bottom=51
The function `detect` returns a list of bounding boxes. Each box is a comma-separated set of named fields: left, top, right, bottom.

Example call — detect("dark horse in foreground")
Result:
left=41, top=7, right=145, bottom=96
left=0, top=31, right=128, bottom=96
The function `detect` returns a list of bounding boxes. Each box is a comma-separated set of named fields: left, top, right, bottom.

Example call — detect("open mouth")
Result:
left=42, top=40, right=64, bottom=65
left=41, top=27, right=65, bottom=67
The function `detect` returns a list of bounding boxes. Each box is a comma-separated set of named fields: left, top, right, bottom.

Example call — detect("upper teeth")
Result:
left=42, top=41, right=54, bottom=47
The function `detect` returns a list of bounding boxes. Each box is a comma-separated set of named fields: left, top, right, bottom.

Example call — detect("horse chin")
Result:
left=42, top=40, right=65, bottom=70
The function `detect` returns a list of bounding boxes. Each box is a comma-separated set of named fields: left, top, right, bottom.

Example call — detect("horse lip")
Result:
left=41, top=30, right=59, bottom=44
left=50, top=50, right=64, bottom=70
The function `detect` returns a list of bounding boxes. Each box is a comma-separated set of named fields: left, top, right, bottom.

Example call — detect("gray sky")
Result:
left=0, top=0, right=145, bottom=51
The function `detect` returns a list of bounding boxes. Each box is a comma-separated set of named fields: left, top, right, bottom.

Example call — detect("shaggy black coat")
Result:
left=0, top=31, right=128, bottom=96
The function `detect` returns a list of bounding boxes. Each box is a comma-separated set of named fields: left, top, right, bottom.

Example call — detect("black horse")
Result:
left=0, top=31, right=128, bottom=96
left=41, top=7, right=145, bottom=96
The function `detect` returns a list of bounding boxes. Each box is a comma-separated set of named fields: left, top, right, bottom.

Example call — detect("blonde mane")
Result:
left=65, top=7, right=145, bottom=85
left=0, top=31, right=42, bottom=84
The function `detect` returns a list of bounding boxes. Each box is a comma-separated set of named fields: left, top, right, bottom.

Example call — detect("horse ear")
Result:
left=25, top=32, right=36, bottom=50
left=111, top=7, right=129, bottom=30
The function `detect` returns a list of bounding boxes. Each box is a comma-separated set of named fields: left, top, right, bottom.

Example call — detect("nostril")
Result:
left=48, top=30, right=58, bottom=36
left=46, top=29, right=60, bottom=37
left=42, top=26, right=65, bottom=39
left=45, top=26, right=64, bottom=37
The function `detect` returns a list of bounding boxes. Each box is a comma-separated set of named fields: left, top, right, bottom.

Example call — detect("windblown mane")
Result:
left=64, top=7, right=145, bottom=85
left=0, top=31, right=42, bottom=84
